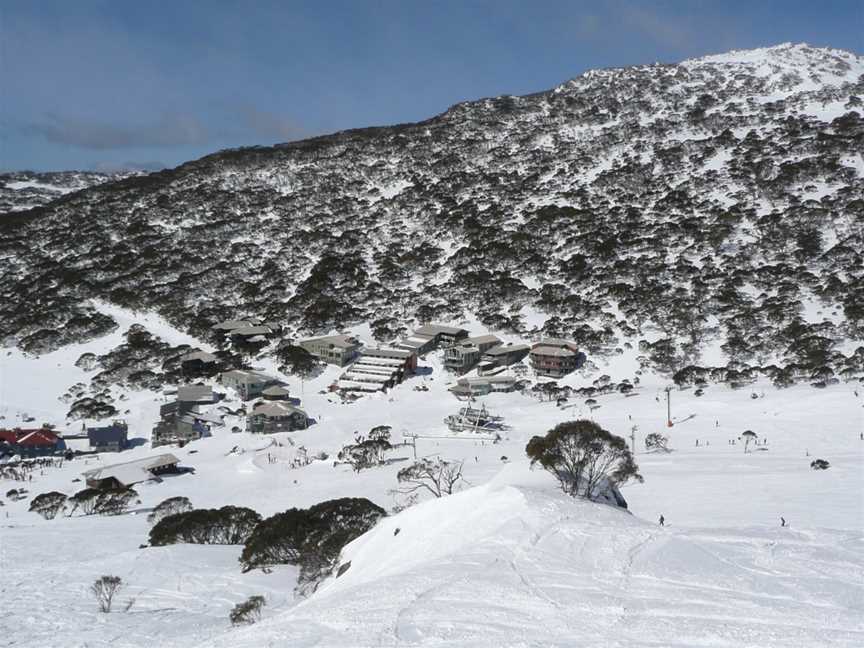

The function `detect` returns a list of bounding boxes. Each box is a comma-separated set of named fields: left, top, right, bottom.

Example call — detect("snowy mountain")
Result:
left=2, top=43, right=863, bottom=389
left=2, top=44, right=864, bottom=648
left=0, top=170, right=137, bottom=213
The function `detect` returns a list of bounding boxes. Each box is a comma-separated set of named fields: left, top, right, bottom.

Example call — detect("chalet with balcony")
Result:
left=529, top=339, right=586, bottom=378
left=247, top=401, right=309, bottom=434
left=444, top=334, right=502, bottom=373
left=298, top=334, right=362, bottom=367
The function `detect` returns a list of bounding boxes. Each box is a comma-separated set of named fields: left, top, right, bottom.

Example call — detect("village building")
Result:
left=261, top=385, right=291, bottom=401
left=228, top=325, right=274, bottom=345
left=176, top=384, right=219, bottom=404
left=0, top=428, right=67, bottom=458
left=298, top=334, right=362, bottom=367
left=449, top=375, right=524, bottom=398
left=444, top=334, right=502, bottom=374
left=529, top=339, right=586, bottom=378
left=82, top=453, right=181, bottom=489
left=220, top=369, right=282, bottom=400
left=394, top=334, right=437, bottom=355
left=179, top=350, right=219, bottom=374
left=412, top=324, right=470, bottom=349
left=247, top=401, right=309, bottom=434
left=87, top=421, right=129, bottom=452
left=211, top=319, right=255, bottom=333
left=152, top=413, right=210, bottom=448
left=334, top=346, right=417, bottom=393
left=478, top=343, right=531, bottom=374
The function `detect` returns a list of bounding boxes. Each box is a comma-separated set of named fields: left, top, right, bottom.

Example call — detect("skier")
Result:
left=659, top=515, right=665, bottom=527
left=780, top=517, right=786, bottom=527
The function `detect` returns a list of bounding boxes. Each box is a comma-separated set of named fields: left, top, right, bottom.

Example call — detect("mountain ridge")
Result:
left=2, top=43, right=862, bottom=389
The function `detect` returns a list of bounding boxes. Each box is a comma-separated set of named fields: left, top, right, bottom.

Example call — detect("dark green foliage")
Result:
left=70, top=488, right=101, bottom=515
left=275, top=343, right=319, bottom=377
left=526, top=420, right=642, bottom=499
left=147, top=496, right=193, bottom=525
left=239, top=498, right=386, bottom=585
left=229, top=595, right=266, bottom=625
left=29, top=491, right=68, bottom=519
left=644, top=433, right=670, bottom=452
left=94, top=487, right=139, bottom=516
left=149, top=506, right=261, bottom=546
left=810, top=459, right=830, bottom=470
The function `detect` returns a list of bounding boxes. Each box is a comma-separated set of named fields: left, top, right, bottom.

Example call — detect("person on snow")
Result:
left=780, top=517, right=786, bottom=527
left=659, top=515, right=665, bottom=526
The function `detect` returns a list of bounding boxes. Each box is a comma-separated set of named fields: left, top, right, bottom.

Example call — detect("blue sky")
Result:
left=2, top=0, right=862, bottom=171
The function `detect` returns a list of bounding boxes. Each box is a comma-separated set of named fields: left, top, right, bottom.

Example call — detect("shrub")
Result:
left=29, top=491, right=68, bottom=520
left=149, top=506, right=261, bottom=546
left=229, top=595, right=266, bottom=625
left=810, top=459, right=830, bottom=470
left=147, top=496, right=193, bottom=525
left=91, top=575, right=123, bottom=613
left=644, top=433, right=670, bottom=452
left=240, top=498, right=386, bottom=585
left=526, top=420, right=643, bottom=499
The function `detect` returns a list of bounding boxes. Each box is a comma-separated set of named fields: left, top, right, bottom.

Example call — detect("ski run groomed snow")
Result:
left=1, top=303, right=862, bottom=648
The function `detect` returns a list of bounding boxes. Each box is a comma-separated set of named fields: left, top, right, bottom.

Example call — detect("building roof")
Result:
left=16, top=430, right=61, bottom=447
left=396, top=336, right=433, bottom=350
left=465, top=334, right=502, bottom=346
left=251, top=401, right=307, bottom=419
left=262, top=385, right=291, bottom=397
left=82, top=453, right=180, bottom=486
left=177, top=385, right=215, bottom=403
left=361, top=347, right=414, bottom=360
left=483, top=343, right=530, bottom=356
left=535, top=338, right=579, bottom=351
left=300, top=334, right=362, bottom=349
left=180, top=350, right=219, bottom=364
left=414, top=323, right=469, bottom=337
left=230, top=325, right=273, bottom=336
left=531, top=345, right=577, bottom=357
left=221, top=369, right=279, bottom=385
left=211, top=319, right=254, bottom=331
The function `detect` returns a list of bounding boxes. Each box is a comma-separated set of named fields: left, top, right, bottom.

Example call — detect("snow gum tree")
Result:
left=149, top=506, right=261, bottom=546
left=91, top=575, right=123, bottom=613
left=29, top=491, right=68, bottom=520
left=147, top=496, right=193, bottom=525
left=240, top=498, right=385, bottom=588
left=395, top=458, right=465, bottom=498
left=526, top=420, right=643, bottom=499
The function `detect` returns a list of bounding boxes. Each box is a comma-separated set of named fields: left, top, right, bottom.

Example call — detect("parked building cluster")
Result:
left=151, top=385, right=224, bottom=448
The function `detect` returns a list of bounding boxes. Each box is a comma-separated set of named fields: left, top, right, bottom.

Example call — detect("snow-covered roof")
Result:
left=82, top=453, right=180, bottom=486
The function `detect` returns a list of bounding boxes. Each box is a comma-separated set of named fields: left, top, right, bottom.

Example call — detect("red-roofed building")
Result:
left=0, top=428, right=66, bottom=458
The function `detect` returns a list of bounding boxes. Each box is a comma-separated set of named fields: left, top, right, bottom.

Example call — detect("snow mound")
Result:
left=209, top=469, right=864, bottom=647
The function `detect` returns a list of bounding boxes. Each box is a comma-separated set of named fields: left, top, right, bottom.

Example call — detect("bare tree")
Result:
left=91, top=575, right=123, bottom=613
left=395, top=458, right=465, bottom=498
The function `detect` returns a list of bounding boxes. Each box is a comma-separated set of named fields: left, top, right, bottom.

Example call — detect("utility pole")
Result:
left=665, top=386, right=673, bottom=427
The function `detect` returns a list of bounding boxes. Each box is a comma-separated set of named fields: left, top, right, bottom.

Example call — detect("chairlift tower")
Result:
left=665, top=386, right=673, bottom=427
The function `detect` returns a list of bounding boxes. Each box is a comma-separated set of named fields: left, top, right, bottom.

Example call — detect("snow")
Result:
left=2, top=309, right=863, bottom=647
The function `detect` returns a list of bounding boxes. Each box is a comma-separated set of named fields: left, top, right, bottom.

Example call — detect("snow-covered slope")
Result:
left=213, top=473, right=864, bottom=647
left=0, top=170, right=136, bottom=213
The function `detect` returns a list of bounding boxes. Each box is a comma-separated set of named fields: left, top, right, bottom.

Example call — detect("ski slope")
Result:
left=1, top=313, right=863, bottom=647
